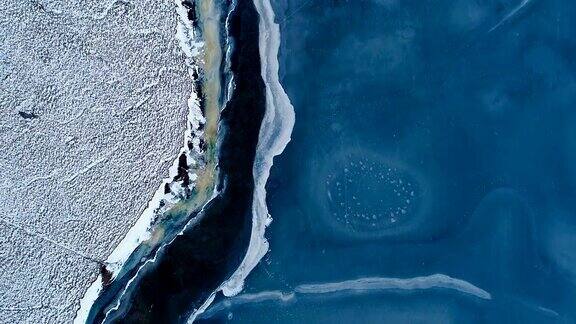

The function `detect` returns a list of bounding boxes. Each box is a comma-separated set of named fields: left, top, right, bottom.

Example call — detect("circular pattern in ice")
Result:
left=323, top=153, right=423, bottom=238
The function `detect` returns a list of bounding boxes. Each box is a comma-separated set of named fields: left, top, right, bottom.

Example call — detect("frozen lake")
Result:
left=200, top=0, right=576, bottom=322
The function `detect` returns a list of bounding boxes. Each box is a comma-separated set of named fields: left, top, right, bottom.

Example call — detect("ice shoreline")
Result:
left=188, top=0, right=295, bottom=321
left=73, top=0, right=206, bottom=322
left=221, top=0, right=296, bottom=298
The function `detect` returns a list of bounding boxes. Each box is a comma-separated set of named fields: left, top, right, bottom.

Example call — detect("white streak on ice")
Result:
left=295, top=274, right=491, bottom=300
left=188, top=0, right=295, bottom=321
left=220, top=0, right=295, bottom=298
left=200, top=274, right=490, bottom=319
left=187, top=292, right=216, bottom=323
left=200, top=291, right=295, bottom=318
left=489, top=0, right=533, bottom=32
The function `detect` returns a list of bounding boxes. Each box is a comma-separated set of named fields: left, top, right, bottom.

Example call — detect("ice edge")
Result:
left=189, top=0, right=295, bottom=320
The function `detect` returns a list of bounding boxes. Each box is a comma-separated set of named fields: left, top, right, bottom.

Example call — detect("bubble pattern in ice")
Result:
left=325, top=156, right=421, bottom=234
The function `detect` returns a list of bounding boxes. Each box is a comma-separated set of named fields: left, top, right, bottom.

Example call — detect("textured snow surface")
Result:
left=0, top=0, right=190, bottom=322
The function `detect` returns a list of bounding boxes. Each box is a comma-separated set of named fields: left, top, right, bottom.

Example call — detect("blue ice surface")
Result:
left=201, top=0, right=576, bottom=323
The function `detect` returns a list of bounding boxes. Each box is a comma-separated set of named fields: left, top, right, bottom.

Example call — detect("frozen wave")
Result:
left=220, top=0, right=296, bottom=297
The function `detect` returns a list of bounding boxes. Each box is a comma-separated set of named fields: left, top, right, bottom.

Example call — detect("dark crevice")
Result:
left=18, top=111, right=39, bottom=119
left=85, top=0, right=266, bottom=322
